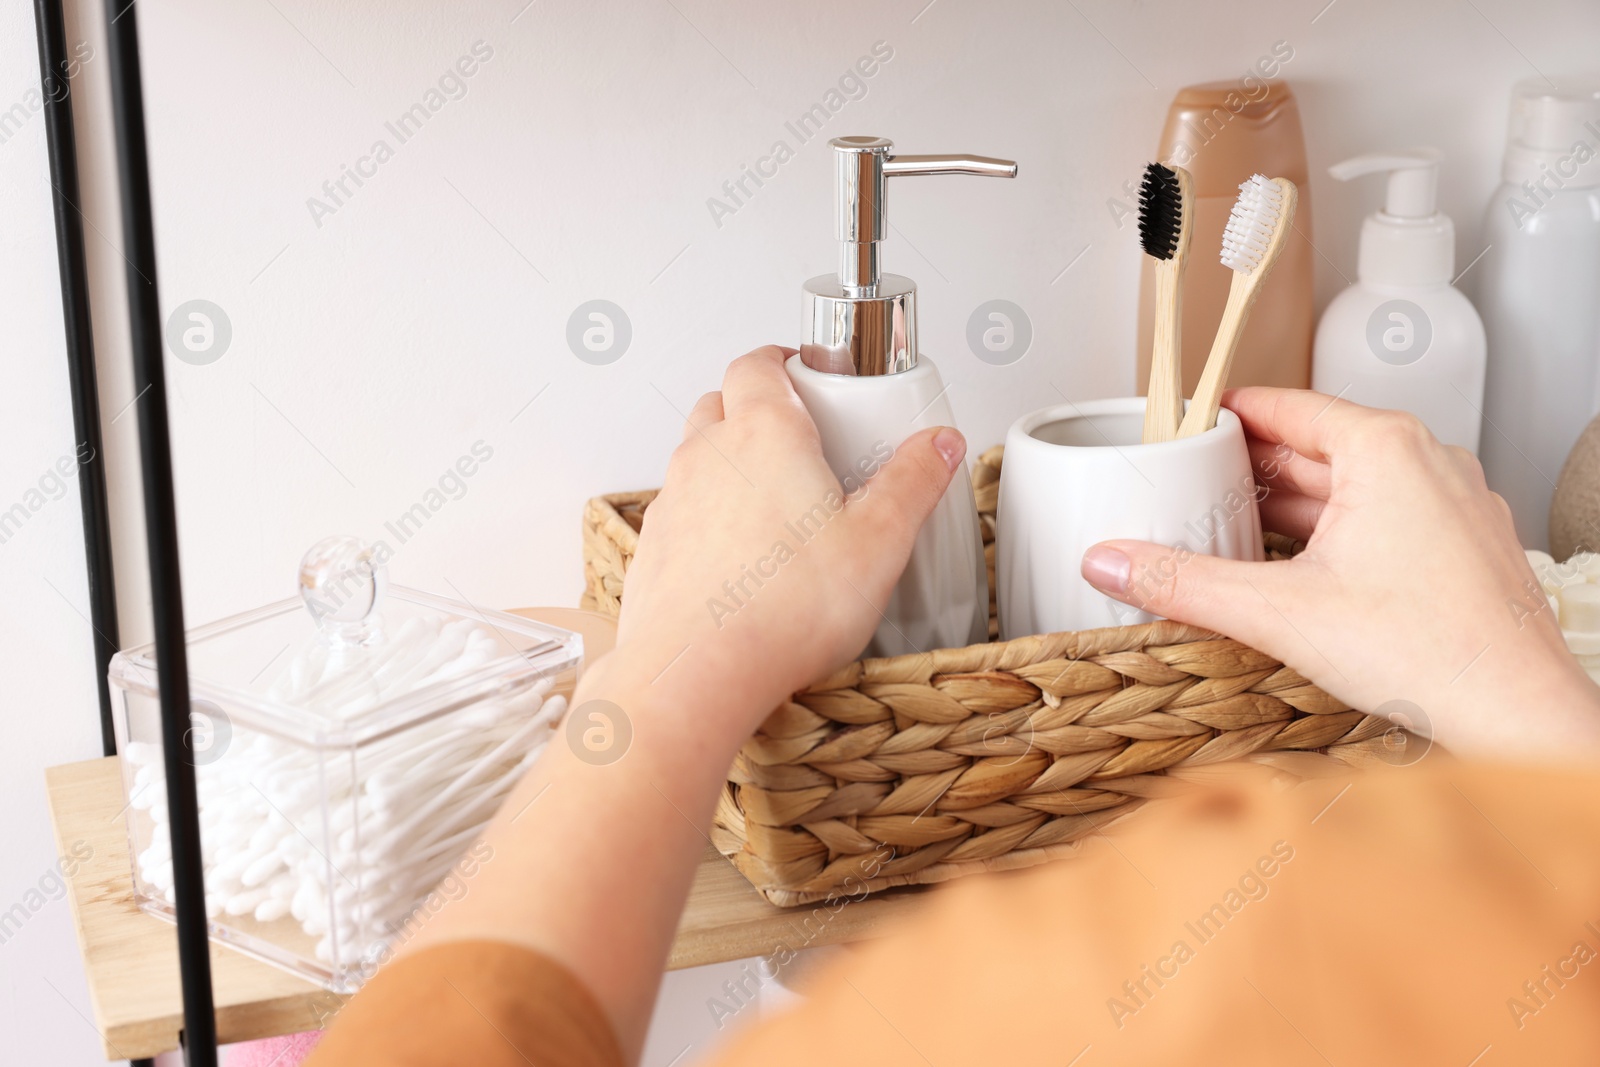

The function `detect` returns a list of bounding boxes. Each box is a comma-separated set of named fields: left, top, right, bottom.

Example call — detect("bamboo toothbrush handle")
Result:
left=1178, top=271, right=1258, bottom=438
left=1178, top=176, right=1297, bottom=438
left=1143, top=260, right=1184, bottom=443
left=1142, top=165, right=1192, bottom=444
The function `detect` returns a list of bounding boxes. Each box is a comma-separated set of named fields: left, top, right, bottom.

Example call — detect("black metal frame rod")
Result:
left=33, top=0, right=120, bottom=761
left=101, top=2, right=218, bottom=1064
left=33, top=2, right=152, bottom=1063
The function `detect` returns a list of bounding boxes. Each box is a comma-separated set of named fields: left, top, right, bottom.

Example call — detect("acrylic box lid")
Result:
left=107, top=537, right=582, bottom=747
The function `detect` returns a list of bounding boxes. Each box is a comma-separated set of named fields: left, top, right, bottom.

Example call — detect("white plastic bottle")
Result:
left=786, top=136, right=1014, bottom=657
left=1478, top=80, right=1600, bottom=551
left=1312, top=150, right=1485, bottom=451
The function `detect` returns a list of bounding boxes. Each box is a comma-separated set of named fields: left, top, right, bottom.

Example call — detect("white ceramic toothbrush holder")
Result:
left=996, top=397, right=1264, bottom=639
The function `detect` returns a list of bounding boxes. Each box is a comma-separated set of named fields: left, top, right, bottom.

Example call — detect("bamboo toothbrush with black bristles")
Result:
left=1138, top=162, right=1194, bottom=443
left=1177, top=173, right=1298, bottom=438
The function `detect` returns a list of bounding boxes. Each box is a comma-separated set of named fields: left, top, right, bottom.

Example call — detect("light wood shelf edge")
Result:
left=45, top=756, right=930, bottom=1059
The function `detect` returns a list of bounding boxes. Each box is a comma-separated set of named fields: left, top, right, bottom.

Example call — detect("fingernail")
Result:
left=932, top=428, right=966, bottom=472
left=1081, top=546, right=1132, bottom=595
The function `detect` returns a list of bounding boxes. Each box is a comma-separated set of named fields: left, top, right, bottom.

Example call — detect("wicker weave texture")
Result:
left=582, top=447, right=1397, bottom=905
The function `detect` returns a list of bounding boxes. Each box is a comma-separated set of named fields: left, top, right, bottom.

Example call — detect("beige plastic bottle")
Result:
left=1136, top=80, right=1314, bottom=394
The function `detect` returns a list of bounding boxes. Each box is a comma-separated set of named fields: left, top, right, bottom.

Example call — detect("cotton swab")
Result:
left=127, top=620, right=562, bottom=973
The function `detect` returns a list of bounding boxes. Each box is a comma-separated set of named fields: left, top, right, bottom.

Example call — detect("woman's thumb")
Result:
left=1081, top=539, right=1286, bottom=649
left=847, top=426, right=965, bottom=546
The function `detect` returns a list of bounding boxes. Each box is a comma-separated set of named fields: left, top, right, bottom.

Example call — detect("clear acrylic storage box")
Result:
left=109, top=537, right=582, bottom=991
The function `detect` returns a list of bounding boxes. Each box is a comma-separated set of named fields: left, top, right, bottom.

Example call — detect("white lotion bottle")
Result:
left=1478, top=80, right=1600, bottom=550
left=1312, top=150, right=1486, bottom=451
left=786, top=136, right=1015, bottom=658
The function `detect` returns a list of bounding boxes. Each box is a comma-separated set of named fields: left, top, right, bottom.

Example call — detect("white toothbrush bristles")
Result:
left=1219, top=174, right=1284, bottom=275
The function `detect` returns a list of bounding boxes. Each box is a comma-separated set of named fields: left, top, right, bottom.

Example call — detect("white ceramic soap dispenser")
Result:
left=787, top=135, right=1015, bottom=658
left=1311, top=150, right=1486, bottom=452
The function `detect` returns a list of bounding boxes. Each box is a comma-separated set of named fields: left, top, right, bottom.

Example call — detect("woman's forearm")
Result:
left=357, top=349, right=973, bottom=1059
left=405, top=651, right=748, bottom=1060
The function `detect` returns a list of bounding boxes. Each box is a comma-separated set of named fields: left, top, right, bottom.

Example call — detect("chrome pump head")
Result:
left=800, top=136, right=1017, bottom=376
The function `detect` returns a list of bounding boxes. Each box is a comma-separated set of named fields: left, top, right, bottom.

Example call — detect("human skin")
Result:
left=1081, top=387, right=1600, bottom=760
left=405, top=366, right=1600, bottom=1060
left=405, top=346, right=967, bottom=1058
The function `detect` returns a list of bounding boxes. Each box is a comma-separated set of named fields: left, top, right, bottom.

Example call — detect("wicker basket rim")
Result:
left=585, top=488, right=1241, bottom=690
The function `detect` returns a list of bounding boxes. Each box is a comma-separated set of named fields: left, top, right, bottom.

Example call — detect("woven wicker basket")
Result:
left=582, top=446, right=1404, bottom=906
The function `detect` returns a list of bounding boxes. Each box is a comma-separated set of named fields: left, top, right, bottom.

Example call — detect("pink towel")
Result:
left=227, top=1030, right=322, bottom=1066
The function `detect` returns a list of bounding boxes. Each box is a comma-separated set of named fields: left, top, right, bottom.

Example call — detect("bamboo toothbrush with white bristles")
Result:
left=1138, top=162, right=1194, bottom=443
left=1177, top=173, right=1298, bottom=438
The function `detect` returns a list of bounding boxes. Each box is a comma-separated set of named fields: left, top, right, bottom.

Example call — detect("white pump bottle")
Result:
left=786, top=136, right=1014, bottom=658
left=1477, top=80, right=1600, bottom=551
left=1311, top=150, right=1486, bottom=452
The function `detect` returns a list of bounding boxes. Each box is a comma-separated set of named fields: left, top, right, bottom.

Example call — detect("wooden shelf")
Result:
left=45, top=756, right=930, bottom=1059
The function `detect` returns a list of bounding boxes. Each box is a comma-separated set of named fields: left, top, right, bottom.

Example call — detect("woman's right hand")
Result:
left=1080, top=387, right=1600, bottom=761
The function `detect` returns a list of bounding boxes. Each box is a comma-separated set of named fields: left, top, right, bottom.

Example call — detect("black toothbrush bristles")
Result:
left=1138, top=162, right=1182, bottom=261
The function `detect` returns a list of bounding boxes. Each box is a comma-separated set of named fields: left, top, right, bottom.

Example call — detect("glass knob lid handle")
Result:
left=298, top=535, right=387, bottom=639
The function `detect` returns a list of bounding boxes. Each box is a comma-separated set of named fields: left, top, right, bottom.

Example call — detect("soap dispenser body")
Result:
left=786, top=354, right=989, bottom=658
left=791, top=134, right=1013, bottom=657
left=1312, top=282, right=1486, bottom=452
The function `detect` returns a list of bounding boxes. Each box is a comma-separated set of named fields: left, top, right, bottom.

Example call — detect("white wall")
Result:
left=100, top=0, right=1600, bottom=632
left=0, top=5, right=119, bottom=1065
left=8, top=0, right=1600, bottom=1062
